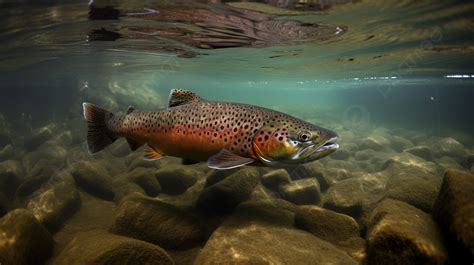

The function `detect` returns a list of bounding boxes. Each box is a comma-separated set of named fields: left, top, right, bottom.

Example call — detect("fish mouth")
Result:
left=292, top=136, right=339, bottom=161
left=315, top=137, right=339, bottom=152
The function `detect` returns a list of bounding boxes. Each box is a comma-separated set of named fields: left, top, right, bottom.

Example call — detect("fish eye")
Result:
left=298, top=131, right=312, bottom=142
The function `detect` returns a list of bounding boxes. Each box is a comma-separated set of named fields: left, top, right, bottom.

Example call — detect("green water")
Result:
left=0, top=0, right=473, bottom=264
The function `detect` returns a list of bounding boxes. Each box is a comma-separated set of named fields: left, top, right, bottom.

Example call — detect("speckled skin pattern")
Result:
left=106, top=99, right=326, bottom=162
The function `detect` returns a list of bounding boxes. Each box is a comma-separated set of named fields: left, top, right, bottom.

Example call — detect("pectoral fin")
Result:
left=207, top=149, right=255, bottom=169
left=144, top=146, right=164, bottom=161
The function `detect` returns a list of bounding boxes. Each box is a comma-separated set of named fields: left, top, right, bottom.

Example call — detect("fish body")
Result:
left=83, top=89, right=339, bottom=169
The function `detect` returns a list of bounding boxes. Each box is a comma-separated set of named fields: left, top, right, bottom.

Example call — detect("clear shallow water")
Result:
left=0, top=0, right=473, bottom=264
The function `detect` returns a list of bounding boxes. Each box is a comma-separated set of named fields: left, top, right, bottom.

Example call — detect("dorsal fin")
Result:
left=127, top=106, right=136, bottom=114
left=168, top=88, right=202, bottom=107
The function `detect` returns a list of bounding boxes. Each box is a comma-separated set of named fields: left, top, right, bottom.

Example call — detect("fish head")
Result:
left=251, top=121, right=339, bottom=166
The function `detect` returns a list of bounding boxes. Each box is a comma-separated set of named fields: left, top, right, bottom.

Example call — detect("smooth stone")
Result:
left=194, top=206, right=357, bottom=265
left=359, top=135, right=389, bottom=151
left=112, top=182, right=145, bottom=204
left=433, top=169, right=474, bottom=263
left=404, top=145, right=434, bottom=161
left=434, top=137, right=466, bottom=159
left=51, top=230, right=174, bottom=265
left=0, top=133, right=11, bottom=148
left=204, top=168, right=240, bottom=187
left=127, top=157, right=158, bottom=171
left=22, top=145, right=67, bottom=171
left=24, top=125, right=54, bottom=151
left=196, top=167, right=259, bottom=213
left=112, top=193, right=207, bottom=249
left=295, top=205, right=365, bottom=262
left=324, top=178, right=364, bottom=217
left=155, top=165, right=198, bottom=195
left=26, top=174, right=80, bottom=232
left=71, top=160, right=115, bottom=200
left=0, top=144, right=14, bottom=161
left=279, top=178, right=321, bottom=205
left=460, top=153, right=474, bottom=169
left=0, top=160, right=23, bottom=202
left=390, top=135, right=413, bottom=152
left=436, top=156, right=465, bottom=171
left=109, top=139, right=131, bottom=157
left=366, top=199, right=447, bottom=265
left=287, top=160, right=330, bottom=191
left=15, top=174, right=51, bottom=197
left=0, top=209, right=54, bottom=265
left=381, top=152, right=440, bottom=177
left=385, top=171, right=442, bottom=213
left=127, top=167, right=161, bottom=196
left=331, top=148, right=350, bottom=160
left=260, top=169, right=291, bottom=189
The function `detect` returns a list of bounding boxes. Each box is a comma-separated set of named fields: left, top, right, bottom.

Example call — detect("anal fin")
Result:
left=144, top=146, right=164, bottom=161
left=207, top=149, right=255, bottom=169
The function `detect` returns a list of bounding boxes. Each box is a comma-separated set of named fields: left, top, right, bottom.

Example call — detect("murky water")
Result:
left=0, top=0, right=473, bottom=264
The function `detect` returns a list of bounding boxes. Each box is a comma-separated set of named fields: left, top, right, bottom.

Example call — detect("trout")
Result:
left=82, top=89, right=339, bottom=169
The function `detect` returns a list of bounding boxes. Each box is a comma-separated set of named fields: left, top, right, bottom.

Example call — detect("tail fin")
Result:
left=82, top=103, right=117, bottom=154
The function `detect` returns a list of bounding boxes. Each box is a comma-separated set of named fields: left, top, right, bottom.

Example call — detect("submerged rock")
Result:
left=112, top=193, right=207, bottom=249
left=279, top=178, right=321, bottom=205
left=26, top=174, right=80, bottom=232
left=0, top=209, right=54, bottom=265
left=195, top=202, right=357, bottom=265
left=196, top=167, right=259, bottom=213
left=324, top=175, right=386, bottom=218
left=288, top=160, right=330, bottom=191
left=433, top=169, right=474, bottom=263
left=24, top=125, right=54, bottom=151
left=0, top=160, right=23, bottom=207
left=0, top=133, right=11, bottom=149
left=51, top=230, right=174, bottom=265
left=127, top=167, right=161, bottom=197
left=260, top=168, right=291, bottom=189
left=295, top=205, right=365, bottom=262
left=389, top=135, right=413, bottom=152
left=365, top=199, right=447, bottom=265
left=0, top=144, right=14, bottom=161
left=155, top=165, right=198, bottom=195
left=71, top=160, right=115, bottom=200
left=404, top=145, right=434, bottom=161
left=433, top=137, right=466, bottom=159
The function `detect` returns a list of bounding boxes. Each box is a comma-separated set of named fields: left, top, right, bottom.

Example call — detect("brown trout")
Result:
left=83, top=89, right=339, bottom=169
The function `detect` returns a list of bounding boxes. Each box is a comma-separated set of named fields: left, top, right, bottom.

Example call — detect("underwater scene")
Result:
left=0, top=0, right=473, bottom=264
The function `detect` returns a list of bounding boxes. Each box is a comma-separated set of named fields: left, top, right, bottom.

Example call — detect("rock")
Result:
left=295, top=205, right=365, bottom=261
left=287, top=160, right=330, bottom=191
left=260, top=169, right=291, bottom=189
left=155, top=165, right=198, bottom=194
left=279, top=178, right=321, bottom=205
left=365, top=199, right=447, bottom=265
left=195, top=205, right=357, bottom=265
left=112, top=193, right=207, bottom=249
left=0, top=133, right=11, bottom=148
left=404, top=146, right=434, bottom=161
left=0, top=160, right=23, bottom=201
left=112, top=182, right=145, bottom=204
left=15, top=174, right=51, bottom=197
left=196, top=167, right=259, bottom=213
left=71, top=160, right=115, bottom=200
left=324, top=176, right=386, bottom=218
left=359, top=135, right=389, bottom=151
left=390, top=135, right=413, bottom=152
left=110, top=139, right=131, bottom=157
left=127, top=157, right=158, bottom=171
left=433, top=169, right=474, bottom=263
left=324, top=178, right=364, bottom=217
left=0, top=209, right=54, bottom=265
left=436, top=156, right=464, bottom=171
left=434, top=137, right=466, bottom=159
left=0, top=144, right=14, bottom=161
left=382, top=152, right=440, bottom=177
left=24, top=125, right=54, bottom=151
left=234, top=199, right=298, bottom=227
left=26, top=174, right=80, bottom=231
left=51, top=230, right=174, bottom=265
left=127, top=167, right=161, bottom=196
left=331, top=148, right=350, bottom=160
left=461, top=153, right=474, bottom=169
left=22, top=145, right=67, bottom=170
left=385, top=172, right=442, bottom=213
left=204, top=168, right=239, bottom=187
